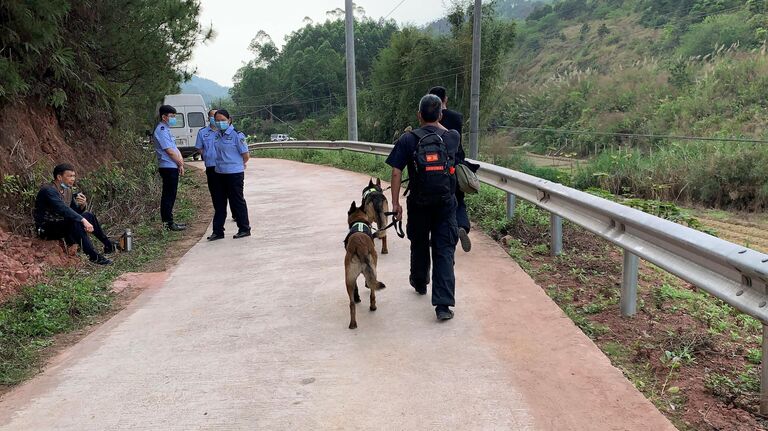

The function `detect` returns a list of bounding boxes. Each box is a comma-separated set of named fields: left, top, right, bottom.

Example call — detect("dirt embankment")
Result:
left=0, top=229, right=81, bottom=304
left=0, top=101, right=117, bottom=182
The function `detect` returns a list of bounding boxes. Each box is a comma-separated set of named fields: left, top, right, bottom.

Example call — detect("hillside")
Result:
left=490, top=0, right=768, bottom=210
left=180, top=76, right=231, bottom=105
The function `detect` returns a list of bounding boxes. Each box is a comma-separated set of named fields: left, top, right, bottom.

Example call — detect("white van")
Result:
left=161, top=94, right=208, bottom=158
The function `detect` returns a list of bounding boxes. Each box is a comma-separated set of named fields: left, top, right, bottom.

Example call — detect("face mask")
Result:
left=217, top=121, right=229, bottom=131
left=209, top=117, right=216, bottom=128
left=168, top=117, right=177, bottom=127
left=60, top=183, right=69, bottom=190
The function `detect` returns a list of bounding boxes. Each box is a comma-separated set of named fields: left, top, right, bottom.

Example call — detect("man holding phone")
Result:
left=33, top=163, right=115, bottom=265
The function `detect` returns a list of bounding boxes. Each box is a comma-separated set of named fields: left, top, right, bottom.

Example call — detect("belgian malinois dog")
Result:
left=344, top=201, right=386, bottom=329
left=361, top=178, right=390, bottom=254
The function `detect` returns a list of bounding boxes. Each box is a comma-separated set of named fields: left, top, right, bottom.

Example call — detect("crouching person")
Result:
left=33, top=163, right=115, bottom=265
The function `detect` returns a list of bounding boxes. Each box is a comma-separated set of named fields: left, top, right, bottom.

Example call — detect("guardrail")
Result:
left=250, top=139, right=768, bottom=413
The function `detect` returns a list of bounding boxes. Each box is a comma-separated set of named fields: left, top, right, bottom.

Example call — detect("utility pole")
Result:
left=345, top=0, right=358, bottom=141
left=469, top=0, right=482, bottom=159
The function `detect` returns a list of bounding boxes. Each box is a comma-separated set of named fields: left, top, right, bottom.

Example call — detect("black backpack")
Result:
left=408, top=128, right=456, bottom=205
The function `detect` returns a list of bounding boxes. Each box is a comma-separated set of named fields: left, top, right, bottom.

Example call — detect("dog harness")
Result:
left=343, top=221, right=374, bottom=248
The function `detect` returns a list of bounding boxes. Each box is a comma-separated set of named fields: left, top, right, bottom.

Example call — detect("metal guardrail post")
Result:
left=762, top=326, right=768, bottom=415
left=621, top=250, right=639, bottom=317
left=550, top=214, right=562, bottom=256
left=506, top=193, right=516, bottom=220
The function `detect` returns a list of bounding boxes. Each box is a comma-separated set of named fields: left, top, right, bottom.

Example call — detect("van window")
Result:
left=188, top=112, right=205, bottom=128
left=171, top=113, right=185, bottom=128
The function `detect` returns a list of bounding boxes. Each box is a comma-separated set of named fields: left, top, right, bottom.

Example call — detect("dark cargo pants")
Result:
left=406, top=196, right=459, bottom=307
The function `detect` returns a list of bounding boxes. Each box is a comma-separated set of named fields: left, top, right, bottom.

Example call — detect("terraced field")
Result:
left=696, top=212, right=768, bottom=254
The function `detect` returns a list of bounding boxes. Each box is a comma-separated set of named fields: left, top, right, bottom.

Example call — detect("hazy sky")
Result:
left=190, top=0, right=455, bottom=86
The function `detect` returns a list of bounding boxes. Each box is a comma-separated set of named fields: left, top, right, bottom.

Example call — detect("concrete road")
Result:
left=0, top=159, right=675, bottom=430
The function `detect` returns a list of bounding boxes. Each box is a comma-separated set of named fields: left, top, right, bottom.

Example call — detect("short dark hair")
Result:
left=159, top=105, right=176, bottom=116
left=215, top=109, right=231, bottom=120
left=428, top=86, right=447, bottom=102
left=53, top=163, right=75, bottom=180
left=419, top=94, right=443, bottom=122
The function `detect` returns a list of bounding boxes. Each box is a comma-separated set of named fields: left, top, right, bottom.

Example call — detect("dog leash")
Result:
left=375, top=212, right=405, bottom=238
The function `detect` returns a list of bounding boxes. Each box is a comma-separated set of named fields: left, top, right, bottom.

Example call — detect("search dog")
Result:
left=344, top=201, right=386, bottom=329
left=361, top=178, right=390, bottom=255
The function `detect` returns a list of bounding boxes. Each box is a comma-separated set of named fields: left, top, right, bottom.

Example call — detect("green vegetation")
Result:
left=231, top=1, right=515, bottom=143
left=1, top=0, right=208, bottom=127
left=497, top=0, right=768, bottom=209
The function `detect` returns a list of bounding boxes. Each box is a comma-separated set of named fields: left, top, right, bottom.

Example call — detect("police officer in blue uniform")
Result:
left=208, top=109, right=251, bottom=240
left=386, top=94, right=460, bottom=321
left=153, top=105, right=186, bottom=231
left=195, top=109, right=223, bottom=223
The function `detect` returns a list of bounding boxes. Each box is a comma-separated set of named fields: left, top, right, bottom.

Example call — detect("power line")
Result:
left=496, top=126, right=768, bottom=144
left=383, top=0, right=409, bottom=20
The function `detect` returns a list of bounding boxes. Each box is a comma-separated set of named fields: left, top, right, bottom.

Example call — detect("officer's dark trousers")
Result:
left=456, top=190, right=470, bottom=233
left=158, top=167, right=179, bottom=224
left=212, top=172, right=250, bottom=235
left=406, top=196, right=459, bottom=307
left=40, top=212, right=109, bottom=260
left=205, top=166, right=222, bottom=208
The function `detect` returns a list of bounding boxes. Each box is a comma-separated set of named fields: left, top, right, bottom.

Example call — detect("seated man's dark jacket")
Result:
left=34, top=184, right=85, bottom=228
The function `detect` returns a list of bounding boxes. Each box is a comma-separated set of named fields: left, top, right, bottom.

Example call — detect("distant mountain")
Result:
left=180, top=76, right=230, bottom=106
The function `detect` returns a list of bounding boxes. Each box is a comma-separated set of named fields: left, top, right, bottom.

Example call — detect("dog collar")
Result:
left=362, top=187, right=378, bottom=201
left=351, top=222, right=370, bottom=233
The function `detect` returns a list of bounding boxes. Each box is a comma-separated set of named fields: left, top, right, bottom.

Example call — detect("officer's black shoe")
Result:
left=233, top=230, right=251, bottom=239
left=90, top=254, right=113, bottom=266
left=165, top=222, right=186, bottom=231
left=458, top=227, right=471, bottom=252
left=207, top=233, right=225, bottom=241
left=103, top=241, right=118, bottom=255
left=409, top=275, right=427, bottom=295
left=436, top=306, right=454, bottom=321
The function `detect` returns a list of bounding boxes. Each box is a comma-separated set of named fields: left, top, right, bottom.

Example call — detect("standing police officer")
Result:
left=152, top=105, right=186, bottom=231
left=196, top=109, right=224, bottom=239
left=208, top=109, right=251, bottom=240
left=387, top=94, right=460, bottom=321
left=429, top=85, right=472, bottom=253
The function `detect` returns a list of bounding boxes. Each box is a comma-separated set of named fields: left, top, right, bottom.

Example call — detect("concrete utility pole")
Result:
left=469, top=0, right=482, bottom=158
left=345, top=0, right=359, bottom=141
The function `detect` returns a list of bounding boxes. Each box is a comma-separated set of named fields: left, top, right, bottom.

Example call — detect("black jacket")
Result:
left=33, top=184, right=85, bottom=227
left=440, top=109, right=463, bottom=135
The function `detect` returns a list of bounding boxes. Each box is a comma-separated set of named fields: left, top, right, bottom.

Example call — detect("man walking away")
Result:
left=387, top=94, right=460, bottom=321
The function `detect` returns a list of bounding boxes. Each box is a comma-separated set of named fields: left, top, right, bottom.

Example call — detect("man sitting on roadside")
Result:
left=33, top=163, right=115, bottom=265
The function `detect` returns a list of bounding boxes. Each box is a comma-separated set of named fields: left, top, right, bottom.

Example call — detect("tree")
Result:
left=0, top=0, right=209, bottom=129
